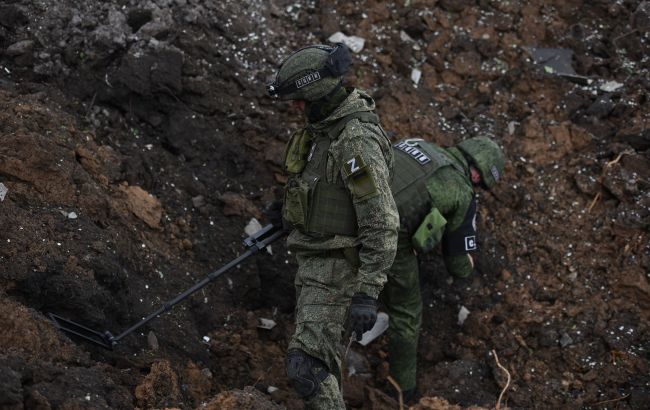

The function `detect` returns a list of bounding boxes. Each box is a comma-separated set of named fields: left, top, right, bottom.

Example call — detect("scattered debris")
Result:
left=599, top=81, right=624, bottom=92
left=327, top=32, right=365, bottom=53
left=411, top=68, right=422, bottom=85
left=526, top=47, right=592, bottom=85
left=358, top=312, right=389, bottom=346
left=202, top=336, right=210, bottom=344
left=267, top=386, right=279, bottom=394
left=458, top=306, right=470, bottom=326
left=257, top=318, right=276, bottom=330
left=559, top=332, right=574, bottom=348
left=0, top=183, right=7, bottom=201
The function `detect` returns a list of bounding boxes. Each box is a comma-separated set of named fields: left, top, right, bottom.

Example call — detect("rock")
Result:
left=90, top=10, right=130, bottom=49
left=559, top=332, right=573, bottom=347
left=147, top=331, right=159, bottom=351
left=192, top=195, right=206, bottom=208
left=119, top=184, right=163, bottom=229
left=0, top=182, right=7, bottom=201
left=5, top=40, right=34, bottom=56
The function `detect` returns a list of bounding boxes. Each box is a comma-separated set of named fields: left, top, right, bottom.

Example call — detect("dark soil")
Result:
left=0, top=0, right=648, bottom=409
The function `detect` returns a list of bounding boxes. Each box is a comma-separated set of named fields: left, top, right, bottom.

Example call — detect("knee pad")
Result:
left=286, top=350, right=329, bottom=399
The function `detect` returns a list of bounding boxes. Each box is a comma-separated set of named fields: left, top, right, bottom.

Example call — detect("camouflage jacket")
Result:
left=286, top=89, right=399, bottom=298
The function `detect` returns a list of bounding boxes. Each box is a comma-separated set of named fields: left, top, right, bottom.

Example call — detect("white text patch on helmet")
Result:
left=394, top=141, right=431, bottom=165
left=295, top=72, right=321, bottom=89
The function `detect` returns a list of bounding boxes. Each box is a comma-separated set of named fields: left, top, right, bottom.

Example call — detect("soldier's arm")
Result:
left=427, top=170, right=476, bottom=278
left=338, top=130, right=399, bottom=298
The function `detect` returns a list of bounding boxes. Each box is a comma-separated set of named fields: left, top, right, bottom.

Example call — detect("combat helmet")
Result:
left=456, top=136, right=504, bottom=189
left=266, top=43, right=352, bottom=101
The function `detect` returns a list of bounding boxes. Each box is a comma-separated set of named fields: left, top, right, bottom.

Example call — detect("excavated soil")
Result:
left=1, top=0, right=649, bottom=409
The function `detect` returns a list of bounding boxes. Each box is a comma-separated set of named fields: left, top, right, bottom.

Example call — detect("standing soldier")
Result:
left=266, top=43, right=399, bottom=409
left=382, top=137, right=504, bottom=402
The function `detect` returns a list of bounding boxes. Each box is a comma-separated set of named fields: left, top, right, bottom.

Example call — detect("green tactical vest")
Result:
left=391, top=139, right=467, bottom=234
left=282, top=111, right=385, bottom=236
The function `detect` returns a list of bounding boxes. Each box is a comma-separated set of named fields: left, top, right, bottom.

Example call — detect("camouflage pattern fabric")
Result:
left=286, top=89, right=399, bottom=408
left=380, top=147, right=476, bottom=392
left=286, top=88, right=399, bottom=298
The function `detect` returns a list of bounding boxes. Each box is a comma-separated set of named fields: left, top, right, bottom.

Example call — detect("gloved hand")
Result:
left=262, top=200, right=285, bottom=230
left=348, top=292, right=377, bottom=341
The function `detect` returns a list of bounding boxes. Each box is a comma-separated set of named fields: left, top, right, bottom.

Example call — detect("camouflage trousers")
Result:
left=379, top=238, right=422, bottom=392
left=288, top=251, right=356, bottom=410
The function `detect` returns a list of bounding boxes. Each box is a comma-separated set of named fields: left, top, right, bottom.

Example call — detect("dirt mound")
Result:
left=1, top=0, right=649, bottom=408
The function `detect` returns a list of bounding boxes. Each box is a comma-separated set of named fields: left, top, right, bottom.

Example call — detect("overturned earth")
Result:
left=0, top=0, right=649, bottom=409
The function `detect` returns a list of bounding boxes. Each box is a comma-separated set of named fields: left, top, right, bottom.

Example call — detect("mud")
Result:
left=0, top=0, right=649, bottom=409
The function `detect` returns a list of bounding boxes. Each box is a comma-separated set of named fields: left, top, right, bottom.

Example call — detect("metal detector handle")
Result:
left=110, top=224, right=285, bottom=344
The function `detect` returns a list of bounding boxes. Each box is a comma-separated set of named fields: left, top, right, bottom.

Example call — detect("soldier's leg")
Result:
left=288, top=254, right=355, bottom=410
left=379, top=242, right=422, bottom=392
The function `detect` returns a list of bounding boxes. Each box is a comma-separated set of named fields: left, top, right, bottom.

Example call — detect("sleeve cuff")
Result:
left=357, top=283, right=383, bottom=299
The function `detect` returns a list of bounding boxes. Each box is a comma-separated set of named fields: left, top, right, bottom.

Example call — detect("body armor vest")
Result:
left=390, top=139, right=467, bottom=234
left=283, top=112, right=385, bottom=236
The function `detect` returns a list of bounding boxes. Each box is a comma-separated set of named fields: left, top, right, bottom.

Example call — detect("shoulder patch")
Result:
left=343, top=155, right=367, bottom=177
left=341, top=155, right=378, bottom=201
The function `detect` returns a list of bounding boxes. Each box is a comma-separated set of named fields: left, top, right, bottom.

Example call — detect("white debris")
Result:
left=202, top=335, right=210, bottom=344
left=68, top=211, right=78, bottom=219
left=245, top=218, right=263, bottom=236
left=327, top=32, right=365, bottom=53
left=400, top=30, right=415, bottom=43
left=458, top=306, right=470, bottom=325
left=358, top=312, right=389, bottom=346
left=267, top=386, right=279, bottom=394
left=257, top=318, right=277, bottom=330
left=411, top=68, right=422, bottom=85
left=0, top=183, right=7, bottom=201
left=508, top=121, right=517, bottom=135
left=599, top=81, right=624, bottom=92
left=85, top=394, right=91, bottom=401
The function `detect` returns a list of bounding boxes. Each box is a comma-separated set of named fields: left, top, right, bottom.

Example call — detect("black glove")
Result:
left=262, top=200, right=285, bottom=229
left=348, top=292, right=378, bottom=341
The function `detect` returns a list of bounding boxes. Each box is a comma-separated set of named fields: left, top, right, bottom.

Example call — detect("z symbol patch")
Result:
left=344, top=155, right=366, bottom=176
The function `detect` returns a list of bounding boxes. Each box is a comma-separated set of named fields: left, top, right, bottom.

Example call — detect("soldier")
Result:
left=265, top=43, right=399, bottom=409
left=382, top=136, right=505, bottom=402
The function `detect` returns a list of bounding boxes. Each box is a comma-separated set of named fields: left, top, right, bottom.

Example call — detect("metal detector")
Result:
left=48, top=224, right=285, bottom=349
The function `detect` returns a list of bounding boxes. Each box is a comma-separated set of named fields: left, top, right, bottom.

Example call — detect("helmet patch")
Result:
left=490, top=165, right=500, bottom=182
left=296, top=71, right=321, bottom=89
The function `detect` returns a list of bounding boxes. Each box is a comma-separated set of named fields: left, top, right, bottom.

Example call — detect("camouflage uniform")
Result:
left=285, top=89, right=399, bottom=409
left=380, top=140, right=478, bottom=393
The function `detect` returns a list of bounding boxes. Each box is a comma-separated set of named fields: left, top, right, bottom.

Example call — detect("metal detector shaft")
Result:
left=49, top=224, right=285, bottom=348
left=110, top=227, right=284, bottom=344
